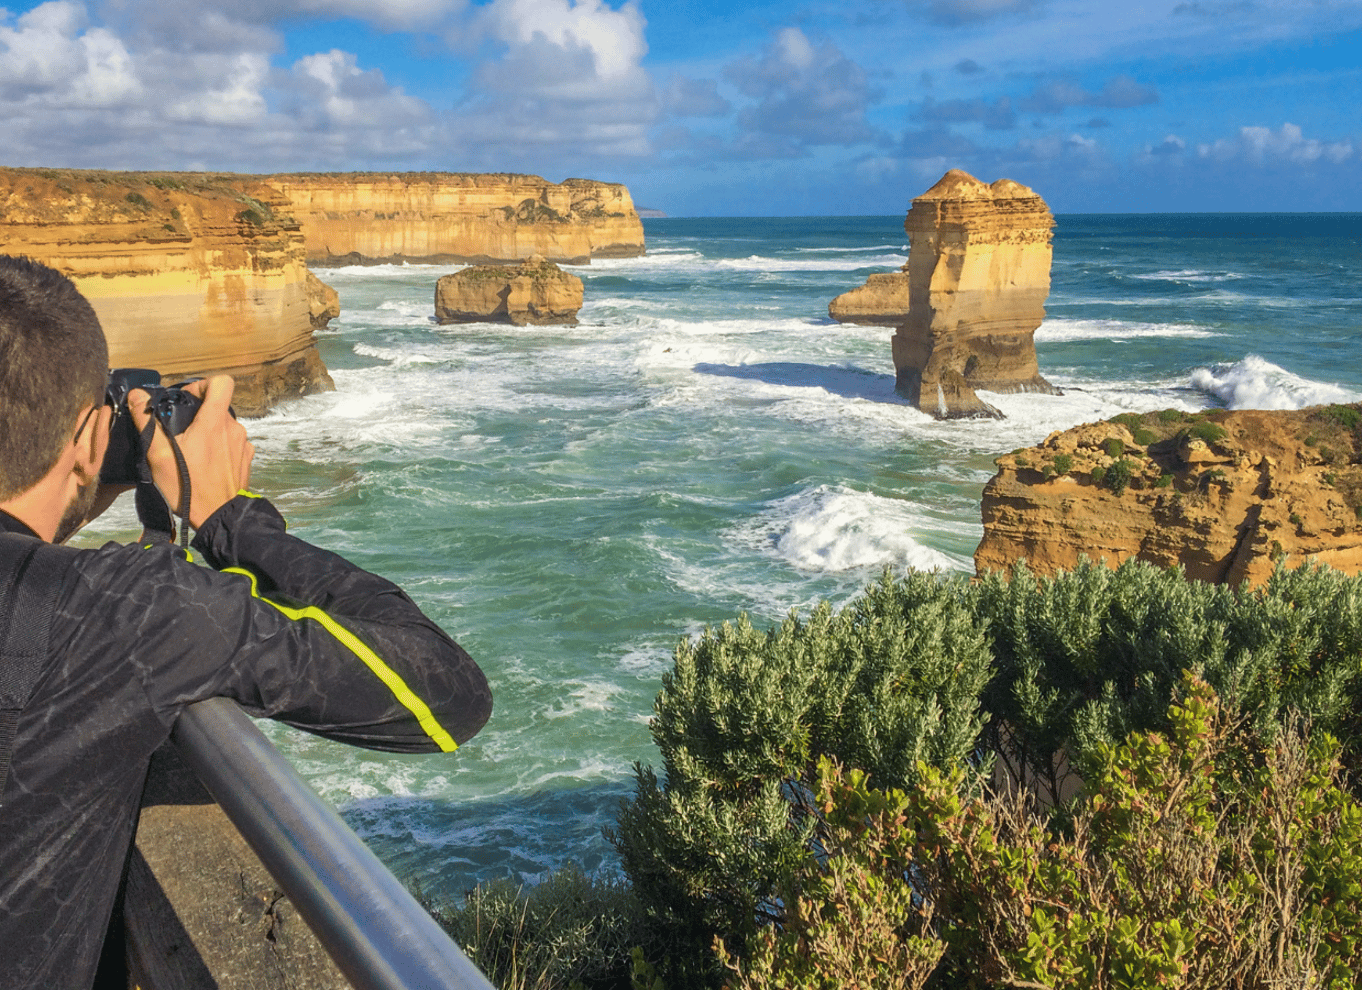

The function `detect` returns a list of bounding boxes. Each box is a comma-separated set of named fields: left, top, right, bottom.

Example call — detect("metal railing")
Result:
left=172, top=697, right=496, bottom=990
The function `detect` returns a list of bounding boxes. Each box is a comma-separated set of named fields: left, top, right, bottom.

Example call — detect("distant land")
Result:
left=638, top=208, right=668, bottom=218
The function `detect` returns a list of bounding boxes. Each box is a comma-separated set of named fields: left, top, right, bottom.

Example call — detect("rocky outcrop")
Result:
left=0, top=168, right=334, bottom=416
left=264, top=173, right=644, bottom=266
left=895, top=170, right=1060, bottom=419
left=974, top=404, right=1362, bottom=587
left=435, top=255, right=584, bottom=325
left=306, top=271, right=340, bottom=330
left=828, top=271, right=911, bottom=325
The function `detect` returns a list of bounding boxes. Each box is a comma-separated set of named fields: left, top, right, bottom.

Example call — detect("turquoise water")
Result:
left=80, top=214, right=1362, bottom=898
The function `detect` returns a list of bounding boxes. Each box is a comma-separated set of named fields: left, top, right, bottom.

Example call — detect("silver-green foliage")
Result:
left=609, top=571, right=991, bottom=983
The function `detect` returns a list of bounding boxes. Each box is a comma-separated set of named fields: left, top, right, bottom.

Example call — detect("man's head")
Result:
left=0, top=256, right=109, bottom=503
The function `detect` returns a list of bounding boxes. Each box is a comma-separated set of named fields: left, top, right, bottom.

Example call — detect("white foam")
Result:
left=1130, top=269, right=1245, bottom=283
left=1189, top=355, right=1359, bottom=410
left=728, top=485, right=969, bottom=574
left=1037, top=318, right=1220, bottom=341
left=794, top=244, right=908, bottom=254
left=716, top=253, right=907, bottom=273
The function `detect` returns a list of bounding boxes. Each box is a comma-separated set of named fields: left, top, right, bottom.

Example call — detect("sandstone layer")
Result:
left=264, top=173, right=644, bottom=266
left=895, top=170, right=1060, bottom=419
left=828, top=271, right=911, bottom=325
left=975, top=404, right=1362, bottom=587
left=435, top=256, right=584, bottom=326
left=0, top=168, right=334, bottom=416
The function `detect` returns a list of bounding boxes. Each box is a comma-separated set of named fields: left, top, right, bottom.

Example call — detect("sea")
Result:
left=77, top=213, right=1362, bottom=902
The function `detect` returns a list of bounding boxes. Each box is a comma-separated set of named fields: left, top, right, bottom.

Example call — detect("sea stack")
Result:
left=435, top=255, right=584, bottom=326
left=894, top=169, right=1060, bottom=419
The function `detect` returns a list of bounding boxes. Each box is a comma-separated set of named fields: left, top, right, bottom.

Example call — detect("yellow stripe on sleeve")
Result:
left=223, top=566, right=458, bottom=752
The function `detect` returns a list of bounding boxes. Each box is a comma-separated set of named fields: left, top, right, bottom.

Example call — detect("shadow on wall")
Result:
left=693, top=362, right=916, bottom=406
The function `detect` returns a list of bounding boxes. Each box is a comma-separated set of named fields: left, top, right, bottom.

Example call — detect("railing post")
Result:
left=172, top=697, right=496, bottom=990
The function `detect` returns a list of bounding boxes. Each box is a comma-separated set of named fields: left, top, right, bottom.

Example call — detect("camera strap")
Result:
left=0, top=534, right=70, bottom=801
left=133, top=418, right=193, bottom=548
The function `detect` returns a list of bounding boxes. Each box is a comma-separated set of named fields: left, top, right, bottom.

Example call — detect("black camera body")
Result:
left=100, top=368, right=203, bottom=485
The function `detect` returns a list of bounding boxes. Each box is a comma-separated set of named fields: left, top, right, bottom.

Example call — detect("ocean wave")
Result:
left=716, top=253, right=907, bottom=273
left=794, top=244, right=909, bottom=253
left=1130, top=269, right=1245, bottom=283
left=1189, top=355, right=1359, bottom=410
left=727, top=485, right=967, bottom=574
left=1037, top=318, right=1220, bottom=341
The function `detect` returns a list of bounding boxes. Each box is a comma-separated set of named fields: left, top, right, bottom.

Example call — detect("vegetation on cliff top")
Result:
left=430, top=559, right=1362, bottom=989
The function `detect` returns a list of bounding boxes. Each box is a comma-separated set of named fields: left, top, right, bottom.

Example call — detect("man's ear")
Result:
left=72, top=405, right=111, bottom=484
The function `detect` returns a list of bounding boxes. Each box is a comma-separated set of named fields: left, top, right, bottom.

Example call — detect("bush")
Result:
left=1106, top=457, right=1134, bottom=495
left=611, top=572, right=991, bottom=985
left=125, top=191, right=152, bottom=210
left=1090, top=465, right=1107, bottom=484
left=1189, top=421, right=1228, bottom=443
left=1155, top=473, right=1173, bottom=488
left=1132, top=427, right=1158, bottom=446
left=1053, top=453, right=1073, bottom=475
left=426, top=863, right=648, bottom=990
left=1104, top=438, right=1125, bottom=459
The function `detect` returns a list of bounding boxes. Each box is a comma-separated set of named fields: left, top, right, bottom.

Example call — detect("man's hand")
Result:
left=129, top=376, right=255, bottom=529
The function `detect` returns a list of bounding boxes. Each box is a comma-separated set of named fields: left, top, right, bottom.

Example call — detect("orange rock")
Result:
left=0, top=168, right=333, bottom=416
left=974, top=405, right=1362, bottom=586
left=435, top=256, right=584, bottom=326
left=264, top=173, right=644, bottom=266
left=828, top=271, right=911, bottom=326
left=894, top=170, right=1060, bottom=419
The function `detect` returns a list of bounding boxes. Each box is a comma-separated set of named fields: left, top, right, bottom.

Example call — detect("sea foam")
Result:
left=1190, top=355, right=1358, bottom=410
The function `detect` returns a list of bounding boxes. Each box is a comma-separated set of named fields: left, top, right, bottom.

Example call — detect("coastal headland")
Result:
left=0, top=167, right=333, bottom=416
left=262, top=172, right=645, bottom=266
left=975, top=404, right=1362, bottom=586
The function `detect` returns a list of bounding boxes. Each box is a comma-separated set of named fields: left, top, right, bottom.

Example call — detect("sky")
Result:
left=0, top=0, right=1359, bottom=214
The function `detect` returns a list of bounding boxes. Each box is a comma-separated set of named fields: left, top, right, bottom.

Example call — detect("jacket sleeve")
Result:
left=174, top=493, right=493, bottom=752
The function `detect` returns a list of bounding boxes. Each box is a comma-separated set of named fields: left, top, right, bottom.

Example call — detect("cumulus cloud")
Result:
left=1146, top=133, right=1186, bottom=156
left=723, top=27, right=881, bottom=148
left=1197, top=122, right=1354, bottom=165
left=0, top=3, right=140, bottom=107
left=1019, top=75, right=1158, bottom=114
left=913, top=95, right=1014, bottom=130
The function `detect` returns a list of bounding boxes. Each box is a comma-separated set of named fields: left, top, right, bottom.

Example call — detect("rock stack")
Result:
left=434, top=255, right=584, bottom=326
left=894, top=170, right=1060, bottom=419
left=828, top=272, right=911, bottom=326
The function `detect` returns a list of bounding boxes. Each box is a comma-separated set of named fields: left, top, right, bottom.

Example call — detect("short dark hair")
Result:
left=0, top=256, right=109, bottom=501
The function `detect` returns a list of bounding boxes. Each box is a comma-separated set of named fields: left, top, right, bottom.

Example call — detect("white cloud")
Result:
left=290, top=49, right=428, bottom=128
left=0, top=2, right=140, bottom=107
left=1197, top=123, right=1354, bottom=165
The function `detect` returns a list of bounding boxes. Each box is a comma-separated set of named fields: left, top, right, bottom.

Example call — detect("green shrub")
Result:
left=1322, top=404, right=1362, bottom=431
left=1014, top=456, right=1030, bottom=468
left=1090, top=466, right=1107, bottom=484
left=425, top=863, right=648, bottom=990
left=1103, top=438, right=1125, bottom=459
left=1042, top=465, right=1055, bottom=479
left=1155, top=473, right=1173, bottom=488
left=1106, top=457, right=1134, bottom=495
left=1110, top=413, right=1143, bottom=431
left=1158, top=409, right=1184, bottom=423
left=125, top=191, right=152, bottom=210
left=1132, top=427, right=1157, bottom=446
left=1053, top=453, right=1073, bottom=475
left=1189, top=421, right=1228, bottom=443
left=611, top=572, right=991, bottom=985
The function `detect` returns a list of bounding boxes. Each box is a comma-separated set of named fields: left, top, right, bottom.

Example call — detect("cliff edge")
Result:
left=895, top=170, right=1060, bottom=419
left=263, top=172, right=645, bottom=266
left=974, top=404, right=1362, bottom=586
left=0, top=168, right=334, bottom=416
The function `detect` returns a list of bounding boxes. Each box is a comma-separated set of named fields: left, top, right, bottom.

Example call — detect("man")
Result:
left=0, top=255, right=493, bottom=987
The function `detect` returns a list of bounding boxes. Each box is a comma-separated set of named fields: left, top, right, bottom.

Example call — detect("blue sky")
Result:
left=0, top=0, right=1359, bottom=214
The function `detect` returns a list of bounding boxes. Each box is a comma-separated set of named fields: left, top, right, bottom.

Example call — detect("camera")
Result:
left=100, top=368, right=203, bottom=485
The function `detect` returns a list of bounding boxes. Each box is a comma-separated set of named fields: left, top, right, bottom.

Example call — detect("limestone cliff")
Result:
left=975, top=404, right=1362, bottom=587
left=895, top=170, right=1060, bottom=419
left=828, top=271, right=911, bottom=325
left=0, top=168, right=334, bottom=416
left=263, top=173, right=644, bottom=266
left=435, top=256, right=584, bottom=326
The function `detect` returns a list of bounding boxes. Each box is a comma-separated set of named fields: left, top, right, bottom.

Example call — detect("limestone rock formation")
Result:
left=828, top=271, right=911, bottom=325
left=306, top=271, right=341, bottom=330
left=435, top=256, right=585, bottom=326
left=895, top=170, right=1060, bottom=419
left=974, top=404, right=1362, bottom=587
left=0, top=168, right=334, bottom=416
left=263, top=173, right=645, bottom=266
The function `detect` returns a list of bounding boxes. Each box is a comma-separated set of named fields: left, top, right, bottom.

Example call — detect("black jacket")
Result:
left=0, top=494, right=492, bottom=988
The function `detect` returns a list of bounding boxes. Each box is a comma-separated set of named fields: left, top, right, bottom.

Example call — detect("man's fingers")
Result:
left=194, top=375, right=235, bottom=418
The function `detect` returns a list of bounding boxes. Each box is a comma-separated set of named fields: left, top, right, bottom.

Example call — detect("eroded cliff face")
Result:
left=0, top=168, right=334, bottom=416
left=828, top=271, right=911, bottom=325
left=975, top=404, right=1362, bottom=587
left=264, top=173, right=645, bottom=266
left=435, top=256, right=584, bottom=326
left=895, top=170, right=1060, bottom=419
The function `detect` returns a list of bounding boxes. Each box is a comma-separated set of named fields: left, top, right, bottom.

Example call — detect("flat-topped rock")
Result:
left=828, top=271, right=911, bottom=326
left=435, top=255, right=584, bottom=326
left=893, top=169, right=1060, bottom=419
